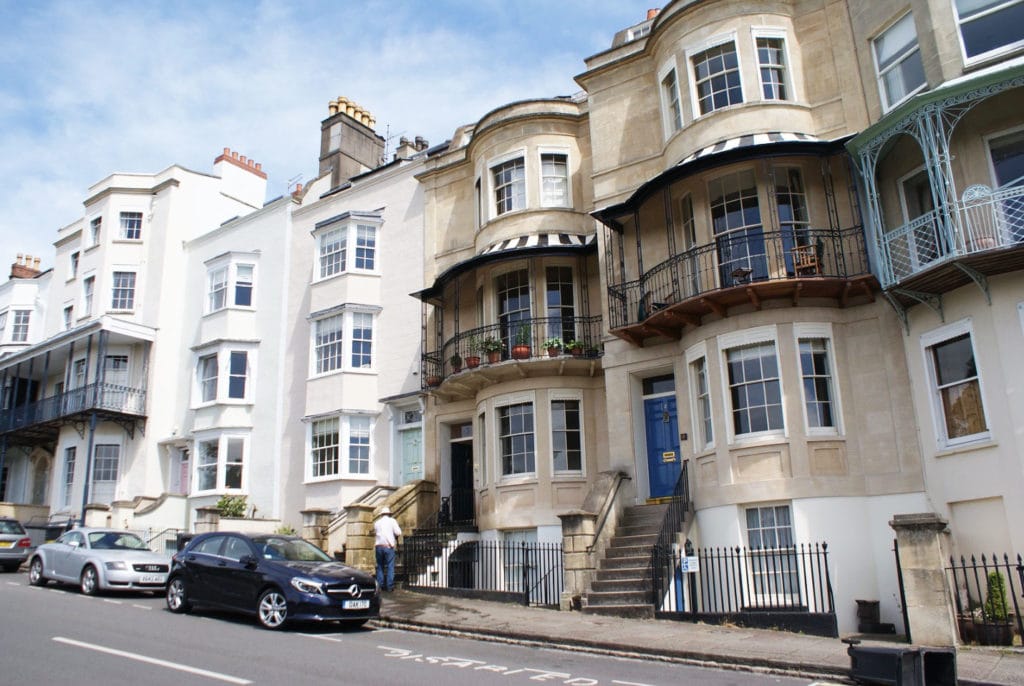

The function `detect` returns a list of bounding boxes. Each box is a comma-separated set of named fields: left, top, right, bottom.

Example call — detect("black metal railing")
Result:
left=403, top=538, right=563, bottom=608
left=649, top=462, right=691, bottom=604
left=608, top=225, right=869, bottom=329
left=0, top=382, right=147, bottom=432
left=947, top=553, right=1024, bottom=646
left=654, top=542, right=835, bottom=616
left=422, top=315, right=603, bottom=385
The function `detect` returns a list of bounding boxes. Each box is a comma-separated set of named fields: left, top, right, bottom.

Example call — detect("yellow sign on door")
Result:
left=662, top=451, right=677, bottom=462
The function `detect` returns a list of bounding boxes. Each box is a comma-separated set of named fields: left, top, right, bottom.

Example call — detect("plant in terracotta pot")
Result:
left=481, top=336, right=502, bottom=364
left=511, top=325, right=532, bottom=359
left=464, top=337, right=481, bottom=368
left=566, top=339, right=584, bottom=357
left=543, top=337, right=563, bottom=357
left=450, top=353, right=463, bottom=373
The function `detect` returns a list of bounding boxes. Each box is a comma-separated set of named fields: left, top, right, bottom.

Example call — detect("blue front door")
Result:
left=645, top=396, right=681, bottom=498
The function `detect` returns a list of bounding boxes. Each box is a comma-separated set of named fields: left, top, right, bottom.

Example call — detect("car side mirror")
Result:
left=68, top=540, right=80, bottom=548
left=240, top=554, right=258, bottom=568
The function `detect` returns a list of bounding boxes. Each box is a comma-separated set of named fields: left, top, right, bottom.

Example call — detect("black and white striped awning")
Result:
left=478, top=232, right=594, bottom=256
left=676, top=132, right=823, bottom=166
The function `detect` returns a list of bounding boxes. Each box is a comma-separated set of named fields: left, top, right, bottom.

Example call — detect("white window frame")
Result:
left=313, top=216, right=382, bottom=281
left=658, top=58, right=684, bottom=137
left=793, top=323, right=843, bottom=436
left=62, top=446, right=76, bottom=508
left=69, top=251, right=79, bottom=279
left=744, top=502, right=801, bottom=605
left=872, top=12, right=927, bottom=112
left=88, top=216, right=102, bottom=248
left=309, top=306, right=379, bottom=377
left=82, top=274, right=95, bottom=316
left=920, top=318, right=991, bottom=449
left=751, top=28, right=791, bottom=102
left=192, top=343, right=256, bottom=407
left=718, top=326, right=786, bottom=444
left=685, top=341, right=715, bottom=452
left=538, top=148, right=571, bottom=208
left=118, top=210, right=144, bottom=240
left=204, top=253, right=258, bottom=314
left=10, top=310, right=30, bottom=342
left=492, top=391, right=537, bottom=481
left=687, top=34, right=744, bottom=119
left=487, top=149, right=527, bottom=220
left=305, top=413, right=376, bottom=482
left=952, top=0, right=1024, bottom=64
left=192, top=433, right=248, bottom=494
left=110, top=270, right=137, bottom=312
left=549, top=389, right=585, bottom=476
left=62, top=305, right=74, bottom=331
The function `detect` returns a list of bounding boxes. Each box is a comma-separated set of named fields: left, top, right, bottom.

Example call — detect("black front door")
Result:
left=451, top=443, right=474, bottom=523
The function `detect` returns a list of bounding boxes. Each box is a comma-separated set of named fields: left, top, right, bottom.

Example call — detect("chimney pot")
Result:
left=32, top=257, right=40, bottom=268
left=255, top=162, right=262, bottom=171
left=647, top=8, right=659, bottom=19
left=231, top=151, right=239, bottom=160
left=240, top=155, right=247, bottom=165
left=223, top=147, right=230, bottom=156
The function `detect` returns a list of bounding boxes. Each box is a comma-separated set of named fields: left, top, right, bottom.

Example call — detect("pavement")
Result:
left=374, top=589, right=1024, bottom=685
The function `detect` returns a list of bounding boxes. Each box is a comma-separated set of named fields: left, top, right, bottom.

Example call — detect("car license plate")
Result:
left=0, top=541, right=12, bottom=548
left=140, top=574, right=163, bottom=583
left=342, top=599, right=370, bottom=610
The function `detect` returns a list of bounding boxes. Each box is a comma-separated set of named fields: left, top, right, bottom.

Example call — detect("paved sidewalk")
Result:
left=375, top=589, right=1024, bottom=685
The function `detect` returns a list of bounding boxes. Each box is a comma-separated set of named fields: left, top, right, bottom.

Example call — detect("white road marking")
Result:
left=131, top=604, right=152, bottom=610
left=102, top=598, right=122, bottom=605
left=612, top=681, right=657, bottom=686
left=52, top=637, right=252, bottom=684
left=298, top=633, right=343, bottom=642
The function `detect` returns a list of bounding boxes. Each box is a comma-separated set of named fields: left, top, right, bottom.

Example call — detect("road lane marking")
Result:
left=298, top=633, right=343, bottom=642
left=103, top=598, right=122, bottom=605
left=52, top=637, right=252, bottom=684
left=131, top=603, right=152, bottom=610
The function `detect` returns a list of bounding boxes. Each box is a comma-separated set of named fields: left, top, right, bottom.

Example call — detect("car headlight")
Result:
left=290, top=577, right=323, bottom=595
left=105, top=561, right=127, bottom=571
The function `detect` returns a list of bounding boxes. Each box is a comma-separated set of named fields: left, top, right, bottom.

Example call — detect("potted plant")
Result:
left=424, top=374, right=442, bottom=387
left=543, top=337, right=563, bottom=357
left=978, top=571, right=1014, bottom=646
left=481, top=336, right=502, bottom=364
left=511, top=324, right=532, bottom=359
left=566, top=339, right=584, bottom=357
left=450, top=353, right=463, bottom=373
left=465, top=337, right=481, bottom=369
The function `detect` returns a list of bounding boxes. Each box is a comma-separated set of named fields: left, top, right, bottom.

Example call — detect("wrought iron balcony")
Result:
left=877, top=183, right=1024, bottom=292
left=0, top=382, right=147, bottom=436
left=422, top=315, right=603, bottom=389
left=607, top=226, right=874, bottom=342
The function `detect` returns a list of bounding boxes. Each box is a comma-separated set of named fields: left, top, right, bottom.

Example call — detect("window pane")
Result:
left=111, top=272, right=136, bottom=310
left=727, top=343, right=783, bottom=435
left=499, top=402, right=535, bottom=475
left=348, top=416, right=370, bottom=474
left=351, top=313, right=373, bottom=368
left=355, top=225, right=376, bottom=270
left=319, top=227, right=346, bottom=277
left=551, top=399, right=582, bottom=471
left=315, top=314, right=344, bottom=373
left=228, top=351, right=247, bottom=399
left=235, top=264, right=253, bottom=306
left=492, top=158, right=526, bottom=215
left=799, top=338, right=835, bottom=429
left=311, top=418, right=340, bottom=477
left=956, top=0, right=1024, bottom=58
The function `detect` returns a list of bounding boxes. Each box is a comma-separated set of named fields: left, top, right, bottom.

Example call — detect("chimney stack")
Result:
left=213, top=148, right=268, bottom=179
left=10, top=253, right=43, bottom=279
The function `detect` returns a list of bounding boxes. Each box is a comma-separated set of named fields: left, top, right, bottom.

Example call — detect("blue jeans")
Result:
left=375, top=545, right=396, bottom=591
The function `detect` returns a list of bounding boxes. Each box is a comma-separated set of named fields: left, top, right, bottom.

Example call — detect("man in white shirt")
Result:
left=373, top=506, right=402, bottom=592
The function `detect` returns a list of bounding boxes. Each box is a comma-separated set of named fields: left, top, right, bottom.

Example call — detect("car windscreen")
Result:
left=254, top=537, right=332, bottom=562
left=0, top=520, right=26, bottom=535
left=88, top=532, right=150, bottom=551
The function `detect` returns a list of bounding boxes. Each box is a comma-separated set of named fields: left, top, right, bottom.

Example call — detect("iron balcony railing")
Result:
left=878, top=182, right=1024, bottom=287
left=607, top=225, right=870, bottom=330
left=423, top=315, right=603, bottom=385
left=0, top=382, right=147, bottom=433
left=403, top=538, right=564, bottom=608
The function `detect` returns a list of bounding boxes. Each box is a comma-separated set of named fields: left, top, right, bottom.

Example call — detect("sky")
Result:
left=0, top=0, right=650, bottom=272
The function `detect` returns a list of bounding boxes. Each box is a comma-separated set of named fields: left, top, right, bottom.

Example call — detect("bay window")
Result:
left=308, top=414, right=374, bottom=479
left=492, top=157, right=526, bottom=216
left=195, top=434, right=246, bottom=493
left=692, top=40, right=743, bottom=115
left=725, top=337, right=784, bottom=438
left=499, top=401, right=535, bottom=476
left=194, top=345, right=254, bottom=405
left=314, top=213, right=382, bottom=279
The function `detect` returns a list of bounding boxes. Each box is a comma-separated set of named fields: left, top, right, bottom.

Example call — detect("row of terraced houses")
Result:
left=1, top=0, right=1022, bottom=639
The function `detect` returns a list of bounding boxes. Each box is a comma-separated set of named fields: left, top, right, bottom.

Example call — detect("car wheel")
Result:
left=28, top=557, right=47, bottom=586
left=257, top=588, right=288, bottom=630
left=80, top=565, right=100, bottom=596
left=166, top=577, right=192, bottom=613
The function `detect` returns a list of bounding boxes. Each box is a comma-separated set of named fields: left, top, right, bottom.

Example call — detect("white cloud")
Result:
left=0, top=0, right=647, bottom=270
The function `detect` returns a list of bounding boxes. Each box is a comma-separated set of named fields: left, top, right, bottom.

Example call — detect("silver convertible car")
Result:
left=27, top=527, right=170, bottom=595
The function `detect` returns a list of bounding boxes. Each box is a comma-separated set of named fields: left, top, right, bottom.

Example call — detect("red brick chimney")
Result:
left=10, top=253, right=42, bottom=279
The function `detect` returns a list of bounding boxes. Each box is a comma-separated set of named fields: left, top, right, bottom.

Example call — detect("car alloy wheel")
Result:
left=166, top=577, right=191, bottom=613
left=80, top=565, right=99, bottom=596
left=28, top=558, right=47, bottom=586
left=257, top=588, right=288, bottom=630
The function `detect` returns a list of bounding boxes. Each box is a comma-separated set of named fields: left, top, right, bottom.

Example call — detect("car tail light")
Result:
left=17, top=538, right=31, bottom=548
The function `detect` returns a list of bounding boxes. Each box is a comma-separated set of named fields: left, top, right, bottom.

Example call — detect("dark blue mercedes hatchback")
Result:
left=166, top=532, right=380, bottom=630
